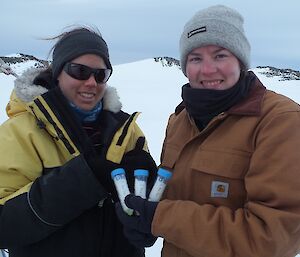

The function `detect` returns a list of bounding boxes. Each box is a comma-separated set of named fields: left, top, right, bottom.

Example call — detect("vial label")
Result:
left=135, top=179, right=147, bottom=199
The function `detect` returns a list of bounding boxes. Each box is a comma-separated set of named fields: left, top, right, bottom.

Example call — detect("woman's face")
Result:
left=57, top=54, right=107, bottom=111
left=186, top=45, right=241, bottom=90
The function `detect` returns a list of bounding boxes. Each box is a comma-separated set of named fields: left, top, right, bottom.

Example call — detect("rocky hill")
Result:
left=256, top=66, right=300, bottom=81
left=0, top=53, right=48, bottom=69
left=154, top=57, right=300, bottom=82
left=1, top=54, right=299, bottom=81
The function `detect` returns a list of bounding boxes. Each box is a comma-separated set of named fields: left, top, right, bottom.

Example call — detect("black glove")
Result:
left=119, top=143, right=157, bottom=193
left=84, top=137, right=157, bottom=191
left=122, top=226, right=157, bottom=248
left=115, top=194, right=158, bottom=247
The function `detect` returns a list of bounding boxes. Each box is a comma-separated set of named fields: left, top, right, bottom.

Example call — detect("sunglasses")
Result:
left=63, top=62, right=111, bottom=83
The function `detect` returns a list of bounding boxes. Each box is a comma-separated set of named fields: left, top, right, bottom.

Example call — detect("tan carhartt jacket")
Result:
left=153, top=74, right=300, bottom=257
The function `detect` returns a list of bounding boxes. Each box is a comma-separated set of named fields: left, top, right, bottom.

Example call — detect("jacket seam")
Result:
left=27, top=191, right=63, bottom=227
left=34, top=98, right=75, bottom=154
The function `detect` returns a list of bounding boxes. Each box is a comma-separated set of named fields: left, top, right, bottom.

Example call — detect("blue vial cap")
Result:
left=157, top=167, right=172, bottom=180
left=111, top=168, right=125, bottom=179
left=134, top=169, right=149, bottom=177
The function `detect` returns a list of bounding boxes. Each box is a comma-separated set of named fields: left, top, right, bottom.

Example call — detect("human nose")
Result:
left=84, top=74, right=98, bottom=87
left=200, top=59, right=217, bottom=74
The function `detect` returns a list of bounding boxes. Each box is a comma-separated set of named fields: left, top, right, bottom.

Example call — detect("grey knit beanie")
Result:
left=179, top=5, right=251, bottom=76
left=52, top=28, right=112, bottom=80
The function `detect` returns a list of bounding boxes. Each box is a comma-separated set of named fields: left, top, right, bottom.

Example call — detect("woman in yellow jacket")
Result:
left=0, top=26, right=157, bottom=257
left=116, top=5, right=300, bottom=257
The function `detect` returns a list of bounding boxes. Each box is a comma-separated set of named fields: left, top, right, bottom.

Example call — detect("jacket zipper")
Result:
left=33, top=98, right=75, bottom=154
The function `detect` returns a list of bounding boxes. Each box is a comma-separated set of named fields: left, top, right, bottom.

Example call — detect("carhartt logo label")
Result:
left=188, top=26, right=207, bottom=38
left=211, top=181, right=229, bottom=198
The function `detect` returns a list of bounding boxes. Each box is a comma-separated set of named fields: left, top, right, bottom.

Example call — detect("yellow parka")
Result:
left=0, top=68, right=157, bottom=257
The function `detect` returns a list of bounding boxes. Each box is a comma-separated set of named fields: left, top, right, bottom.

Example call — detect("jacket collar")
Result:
left=175, top=72, right=266, bottom=117
left=227, top=73, right=266, bottom=116
left=13, top=67, right=122, bottom=113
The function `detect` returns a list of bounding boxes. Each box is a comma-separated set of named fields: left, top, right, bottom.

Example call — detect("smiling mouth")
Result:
left=201, top=80, right=223, bottom=87
left=79, top=92, right=95, bottom=99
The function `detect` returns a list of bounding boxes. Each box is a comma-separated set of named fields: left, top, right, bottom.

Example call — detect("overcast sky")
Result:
left=1, top=0, right=299, bottom=70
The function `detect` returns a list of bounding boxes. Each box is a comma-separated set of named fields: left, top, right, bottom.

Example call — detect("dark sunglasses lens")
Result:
left=68, top=63, right=91, bottom=80
left=94, top=69, right=111, bottom=83
left=65, top=63, right=111, bottom=83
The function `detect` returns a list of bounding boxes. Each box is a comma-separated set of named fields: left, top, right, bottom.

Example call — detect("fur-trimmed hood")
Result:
left=9, top=67, right=122, bottom=117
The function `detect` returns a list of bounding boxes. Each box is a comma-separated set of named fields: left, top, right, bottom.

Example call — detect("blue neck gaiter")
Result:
left=69, top=101, right=102, bottom=123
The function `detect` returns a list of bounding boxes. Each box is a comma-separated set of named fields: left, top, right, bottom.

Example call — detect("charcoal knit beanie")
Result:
left=179, top=5, right=251, bottom=76
left=52, top=28, right=112, bottom=80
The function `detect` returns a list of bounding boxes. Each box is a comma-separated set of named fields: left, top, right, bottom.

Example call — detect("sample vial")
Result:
left=134, top=169, right=149, bottom=199
left=111, top=168, right=133, bottom=215
left=148, top=167, right=172, bottom=202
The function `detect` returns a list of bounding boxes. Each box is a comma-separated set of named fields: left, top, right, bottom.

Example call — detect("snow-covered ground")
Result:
left=0, top=58, right=300, bottom=257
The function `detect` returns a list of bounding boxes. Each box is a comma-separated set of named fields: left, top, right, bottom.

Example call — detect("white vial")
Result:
left=111, top=168, right=133, bottom=215
left=148, top=167, right=172, bottom=202
left=134, top=169, right=149, bottom=199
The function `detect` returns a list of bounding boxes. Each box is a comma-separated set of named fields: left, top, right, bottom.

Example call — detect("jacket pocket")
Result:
left=191, top=148, right=251, bottom=179
left=190, top=148, right=251, bottom=208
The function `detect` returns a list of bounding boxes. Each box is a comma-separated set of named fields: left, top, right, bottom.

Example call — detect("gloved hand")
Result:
left=122, top=226, right=157, bottom=248
left=83, top=138, right=157, bottom=195
left=119, top=147, right=157, bottom=192
left=115, top=194, right=158, bottom=247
